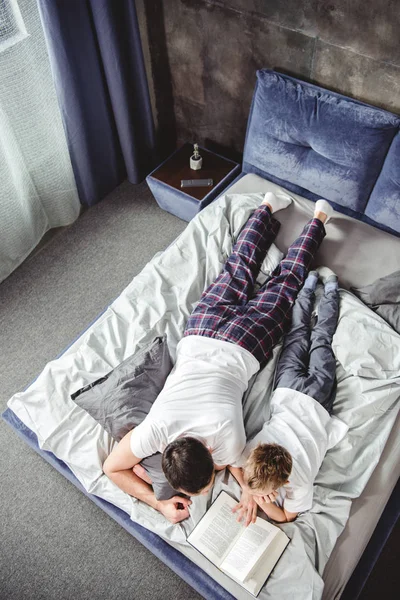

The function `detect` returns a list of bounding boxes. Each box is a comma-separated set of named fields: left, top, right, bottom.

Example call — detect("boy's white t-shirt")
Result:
left=130, top=335, right=259, bottom=468
left=240, top=388, right=349, bottom=513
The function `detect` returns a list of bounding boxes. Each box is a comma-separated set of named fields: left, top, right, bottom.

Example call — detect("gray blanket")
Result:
left=351, top=270, right=400, bottom=333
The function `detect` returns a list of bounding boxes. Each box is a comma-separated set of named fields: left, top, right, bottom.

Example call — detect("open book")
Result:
left=187, top=491, right=290, bottom=597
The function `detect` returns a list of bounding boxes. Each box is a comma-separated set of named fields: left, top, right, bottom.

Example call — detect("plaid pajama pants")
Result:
left=184, top=204, right=326, bottom=368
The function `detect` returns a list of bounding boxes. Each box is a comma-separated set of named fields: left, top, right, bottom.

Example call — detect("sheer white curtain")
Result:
left=0, top=0, right=80, bottom=283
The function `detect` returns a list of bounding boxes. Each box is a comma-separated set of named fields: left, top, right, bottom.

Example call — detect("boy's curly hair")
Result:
left=244, top=443, right=292, bottom=491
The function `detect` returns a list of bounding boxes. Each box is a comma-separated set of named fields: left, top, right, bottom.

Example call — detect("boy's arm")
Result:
left=254, top=493, right=298, bottom=523
left=228, top=466, right=258, bottom=526
left=103, top=431, right=191, bottom=524
left=228, top=465, right=245, bottom=485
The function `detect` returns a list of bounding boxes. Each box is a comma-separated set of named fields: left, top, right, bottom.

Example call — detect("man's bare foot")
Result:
left=133, top=463, right=153, bottom=485
left=263, top=201, right=274, bottom=212
left=314, top=210, right=328, bottom=224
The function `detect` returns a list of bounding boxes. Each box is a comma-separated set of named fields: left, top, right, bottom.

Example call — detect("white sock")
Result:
left=315, top=199, right=334, bottom=223
left=263, top=192, right=292, bottom=214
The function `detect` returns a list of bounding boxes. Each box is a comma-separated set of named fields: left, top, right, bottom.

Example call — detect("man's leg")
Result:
left=184, top=202, right=281, bottom=337
left=214, top=213, right=326, bottom=367
left=274, top=272, right=318, bottom=390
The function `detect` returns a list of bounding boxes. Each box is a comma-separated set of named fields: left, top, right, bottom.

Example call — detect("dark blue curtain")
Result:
left=37, top=0, right=156, bottom=206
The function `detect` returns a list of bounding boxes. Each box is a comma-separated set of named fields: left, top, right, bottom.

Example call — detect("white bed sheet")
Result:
left=224, top=175, right=400, bottom=599
left=8, top=191, right=400, bottom=600
left=227, top=174, right=400, bottom=289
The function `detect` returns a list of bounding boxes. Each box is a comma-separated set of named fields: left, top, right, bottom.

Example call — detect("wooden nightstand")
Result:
left=146, top=143, right=241, bottom=221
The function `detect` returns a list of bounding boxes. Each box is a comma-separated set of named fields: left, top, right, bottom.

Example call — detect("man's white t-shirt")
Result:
left=240, top=388, right=349, bottom=513
left=130, top=335, right=259, bottom=467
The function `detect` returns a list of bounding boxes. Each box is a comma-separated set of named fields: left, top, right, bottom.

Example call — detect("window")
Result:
left=0, top=0, right=27, bottom=52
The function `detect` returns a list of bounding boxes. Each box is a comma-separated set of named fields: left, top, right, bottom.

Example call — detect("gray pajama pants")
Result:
left=274, top=285, right=339, bottom=414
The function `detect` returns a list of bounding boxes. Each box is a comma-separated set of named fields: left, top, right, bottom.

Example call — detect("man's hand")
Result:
left=156, top=496, right=192, bottom=524
left=232, top=489, right=258, bottom=526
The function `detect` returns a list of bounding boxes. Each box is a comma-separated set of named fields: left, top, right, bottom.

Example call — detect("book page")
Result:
left=244, top=532, right=290, bottom=596
left=220, top=520, right=276, bottom=582
left=187, top=492, right=244, bottom=567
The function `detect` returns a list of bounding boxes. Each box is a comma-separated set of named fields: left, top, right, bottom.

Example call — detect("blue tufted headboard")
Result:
left=243, top=70, right=400, bottom=236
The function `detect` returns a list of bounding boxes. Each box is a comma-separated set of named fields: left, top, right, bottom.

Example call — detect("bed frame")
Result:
left=3, top=69, right=400, bottom=599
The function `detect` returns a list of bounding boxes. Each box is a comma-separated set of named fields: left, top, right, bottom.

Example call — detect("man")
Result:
left=103, top=193, right=334, bottom=523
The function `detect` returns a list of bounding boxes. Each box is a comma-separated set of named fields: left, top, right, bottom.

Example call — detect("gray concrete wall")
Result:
left=136, top=0, right=400, bottom=160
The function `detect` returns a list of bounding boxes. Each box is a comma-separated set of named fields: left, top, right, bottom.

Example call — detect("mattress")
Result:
left=6, top=180, right=400, bottom=600
left=222, top=174, right=400, bottom=599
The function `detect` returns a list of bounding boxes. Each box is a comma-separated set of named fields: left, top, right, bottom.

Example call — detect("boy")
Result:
left=230, top=270, right=349, bottom=525
left=103, top=193, right=336, bottom=524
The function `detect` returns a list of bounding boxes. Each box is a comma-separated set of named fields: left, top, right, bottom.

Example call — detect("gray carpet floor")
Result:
left=0, top=180, right=202, bottom=600
left=0, top=180, right=397, bottom=600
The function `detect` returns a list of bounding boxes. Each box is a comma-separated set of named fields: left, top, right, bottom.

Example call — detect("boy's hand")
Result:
left=232, top=489, right=258, bottom=526
left=261, top=490, right=279, bottom=504
left=156, top=496, right=192, bottom=524
left=254, top=496, right=269, bottom=511
left=254, top=495, right=298, bottom=523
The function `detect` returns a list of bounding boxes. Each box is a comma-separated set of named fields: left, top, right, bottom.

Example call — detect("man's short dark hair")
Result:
left=162, top=437, right=214, bottom=494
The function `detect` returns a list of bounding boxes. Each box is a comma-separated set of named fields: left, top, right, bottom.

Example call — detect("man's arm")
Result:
left=103, top=431, right=191, bottom=524
left=228, top=465, right=245, bottom=486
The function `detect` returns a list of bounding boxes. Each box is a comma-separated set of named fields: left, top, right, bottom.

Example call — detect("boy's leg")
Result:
left=184, top=204, right=280, bottom=336
left=304, top=278, right=339, bottom=413
left=215, top=217, right=325, bottom=367
left=274, top=273, right=318, bottom=390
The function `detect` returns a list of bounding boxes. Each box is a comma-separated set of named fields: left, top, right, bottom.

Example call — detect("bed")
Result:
left=3, top=69, right=400, bottom=600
